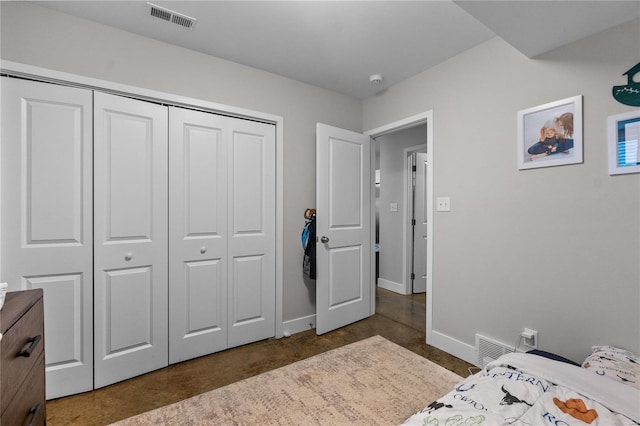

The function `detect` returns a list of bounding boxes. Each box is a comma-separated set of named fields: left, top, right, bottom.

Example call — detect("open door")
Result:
left=412, top=152, right=428, bottom=293
left=316, top=123, right=373, bottom=335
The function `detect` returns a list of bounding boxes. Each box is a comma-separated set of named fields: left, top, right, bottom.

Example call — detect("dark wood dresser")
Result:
left=1, top=289, right=46, bottom=426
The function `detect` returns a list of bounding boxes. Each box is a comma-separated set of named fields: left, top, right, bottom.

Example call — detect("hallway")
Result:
left=376, top=286, right=426, bottom=333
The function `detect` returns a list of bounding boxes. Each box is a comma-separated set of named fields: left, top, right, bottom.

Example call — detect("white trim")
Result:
left=426, top=114, right=434, bottom=345
left=370, top=138, right=377, bottom=315
left=275, top=120, right=285, bottom=338
left=365, top=111, right=434, bottom=346
left=0, top=60, right=286, bottom=339
left=1, top=60, right=280, bottom=124
left=366, top=112, right=429, bottom=138
left=431, top=330, right=478, bottom=366
left=377, top=278, right=408, bottom=295
left=282, top=314, right=316, bottom=336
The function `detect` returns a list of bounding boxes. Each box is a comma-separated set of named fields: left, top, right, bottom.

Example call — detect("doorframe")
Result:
left=0, top=60, right=286, bottom=339
left=364, top=111, right=434, bottom=344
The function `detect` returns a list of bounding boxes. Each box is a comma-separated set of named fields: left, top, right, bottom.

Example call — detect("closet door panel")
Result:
left=0, top=77, right=94, bottom=399
left=105, top=115, right=154, bottom=238
left=169, top=107, right=228, bottom=363
left=94, top=92, right=168, bottom=388
left=228, top=119, right=276, bottom=348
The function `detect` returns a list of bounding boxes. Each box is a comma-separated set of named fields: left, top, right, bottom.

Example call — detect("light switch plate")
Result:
left=436, top=197, right=450, bottom=212
left=390, top=202, right=398, bottom=212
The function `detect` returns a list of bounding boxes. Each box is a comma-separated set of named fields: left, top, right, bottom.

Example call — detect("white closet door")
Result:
left=93, top=92, right=168, bottom=388
left=227, top=118, right=276, bottom=347
left=0, top=77, right=94, bottom=398
left=169, top=107, right=228, bottom=363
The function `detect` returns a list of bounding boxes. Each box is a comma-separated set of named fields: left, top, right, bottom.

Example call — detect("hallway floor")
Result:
left=45, top=287, right=472, bottom=425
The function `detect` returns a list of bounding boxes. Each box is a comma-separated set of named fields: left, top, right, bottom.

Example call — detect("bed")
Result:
left=404, top=345, right=640, bottom=425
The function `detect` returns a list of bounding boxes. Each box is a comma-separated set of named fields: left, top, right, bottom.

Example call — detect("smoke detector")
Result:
left=147, top=2, right=197, bottom=30
left=369, top=74, right=383, bottom=84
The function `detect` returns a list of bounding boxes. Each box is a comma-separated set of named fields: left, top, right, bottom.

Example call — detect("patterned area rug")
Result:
left=111, top=335, right=463, bottom=425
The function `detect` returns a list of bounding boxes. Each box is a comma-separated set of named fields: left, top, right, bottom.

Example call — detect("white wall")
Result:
left=364, top=19, right=640, bottom=362
left=0, top=2, right=362, bottom=323
left=377, top=125, right=426, bottom=293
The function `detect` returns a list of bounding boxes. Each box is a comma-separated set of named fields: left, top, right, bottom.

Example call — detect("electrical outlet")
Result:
left=521, top=328, right=538, bottom=349
left=436, top=197, right=450, bottom=211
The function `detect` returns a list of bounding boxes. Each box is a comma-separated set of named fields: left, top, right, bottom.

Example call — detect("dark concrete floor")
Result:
left=45, top=287, right=472, bottom=425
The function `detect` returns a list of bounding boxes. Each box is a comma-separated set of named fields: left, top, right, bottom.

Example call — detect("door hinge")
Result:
left=410, top=273, right=415, bottom=280
left=412, top=165, right=417, bottom=172
left=411, top=219, right=416, bottom=226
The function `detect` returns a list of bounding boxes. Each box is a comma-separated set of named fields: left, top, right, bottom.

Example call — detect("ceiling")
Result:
left=34, top=1, right=640, bottom=99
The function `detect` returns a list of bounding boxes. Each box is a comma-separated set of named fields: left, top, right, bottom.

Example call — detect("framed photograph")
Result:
left=517, top=95, right=583, bottom=170
left=608, top=110, right=640, bottom=175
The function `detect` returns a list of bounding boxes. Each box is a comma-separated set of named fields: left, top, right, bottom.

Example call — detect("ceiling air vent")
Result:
left=147, top=3, right=197, bottom=30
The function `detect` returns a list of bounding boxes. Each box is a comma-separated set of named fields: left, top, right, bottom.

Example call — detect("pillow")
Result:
left=582, top=345, right=640, bottom=389
left=527, top=349, right=581, bottom=367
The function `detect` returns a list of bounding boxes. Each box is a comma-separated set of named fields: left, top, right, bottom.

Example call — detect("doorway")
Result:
left=374, top=128, right=427, bottom=295
left=365, top=111, right=434, bottom=344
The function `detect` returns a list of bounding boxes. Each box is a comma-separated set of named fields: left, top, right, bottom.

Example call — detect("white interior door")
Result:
left=412, top=152, right=428, bottom=293
left=169, top=107, right=228, bottom=363
left=227, top=118, right=276, bottom=347
left=93, top=92, right=168, bottom=388
left=0, top=77, right=94, bottom=398
left=316, top=123, right=372, bottom=335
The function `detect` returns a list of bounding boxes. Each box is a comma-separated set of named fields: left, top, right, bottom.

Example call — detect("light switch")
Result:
left=436, top=197, right=450, bottom=212
left=390, top=202, right=398, bottom=212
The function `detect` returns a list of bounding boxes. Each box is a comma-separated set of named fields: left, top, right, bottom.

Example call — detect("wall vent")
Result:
left=476, top=334, right=514, bottom=368
left=147, top=3, right=197, bottom=30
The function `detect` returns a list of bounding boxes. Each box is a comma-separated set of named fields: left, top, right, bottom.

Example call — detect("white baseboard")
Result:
left=377, top=278, right=408, bottom=295
left=282, top=315, right=479, bottom=370
left=282, top=314, right=316, bottom=337
left=431, top=330, right=478, bottom=367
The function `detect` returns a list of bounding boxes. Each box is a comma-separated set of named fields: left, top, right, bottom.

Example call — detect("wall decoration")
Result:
left=612, top=63, right=640, bottom=106
left=608, top=110, right=640, bottom=175
left=517, top=95, right=583, bottom=170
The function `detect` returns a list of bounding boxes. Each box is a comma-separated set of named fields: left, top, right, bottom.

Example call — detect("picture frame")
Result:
left=517, top=95, right=583, bottom=170
left=608, top=110, right=640, bottom=175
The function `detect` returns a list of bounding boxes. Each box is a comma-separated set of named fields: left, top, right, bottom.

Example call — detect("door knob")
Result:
left=200, top=246, right=207, bottom=254
left=320, top=236, right=330, bottom=243
left=124, top=253, right=133, bottom=261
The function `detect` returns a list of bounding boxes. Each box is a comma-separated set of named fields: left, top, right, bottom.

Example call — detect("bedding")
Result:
left=404, top=351, right=640, bottom=426
left=582, top=345, right=640, bottom=390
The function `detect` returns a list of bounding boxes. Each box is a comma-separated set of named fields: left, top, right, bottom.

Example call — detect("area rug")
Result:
left=111, top=335, right=463, bottom=425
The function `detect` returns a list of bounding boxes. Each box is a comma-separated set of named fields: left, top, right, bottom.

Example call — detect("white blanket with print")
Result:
left=403, top=353, right=640, bottom=426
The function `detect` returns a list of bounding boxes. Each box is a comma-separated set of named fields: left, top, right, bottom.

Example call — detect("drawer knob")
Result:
left=124, top=253, right=133, bottom=261
left=18, top=334, right=42, bottom=358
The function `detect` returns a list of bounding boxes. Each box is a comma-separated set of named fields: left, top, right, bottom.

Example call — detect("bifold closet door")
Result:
left=0, top=77, right=94, bottom=399
left=169, top=107, right=228, bottom=363
left=93, top=92, right=169, bottom=388
left=227, top=117, right=276, bottom=347
left=169, top=109, right=276, bottom=359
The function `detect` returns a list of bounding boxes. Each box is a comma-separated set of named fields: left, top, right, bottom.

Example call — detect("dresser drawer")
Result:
left=1, top=298, right=45, bottom=415
left=1, top=351, right=46, bottom=426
